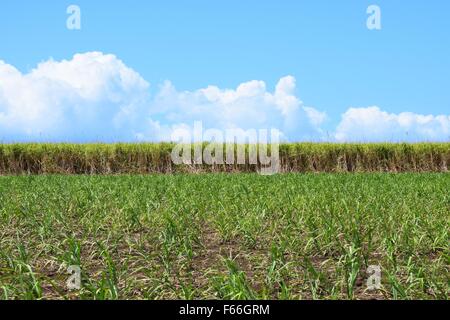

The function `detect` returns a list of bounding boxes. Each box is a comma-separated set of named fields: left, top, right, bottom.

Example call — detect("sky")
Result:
left=0, top=0, right=449, bottom=142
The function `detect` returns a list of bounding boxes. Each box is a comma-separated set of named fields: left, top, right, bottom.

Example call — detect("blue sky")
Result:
left=0, top=1, right=449, bottom=142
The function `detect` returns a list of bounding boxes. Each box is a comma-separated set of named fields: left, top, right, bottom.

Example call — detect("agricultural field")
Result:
left=1, top=143, right=449, bottom=174
left=0, top=173, right=448, bottom=300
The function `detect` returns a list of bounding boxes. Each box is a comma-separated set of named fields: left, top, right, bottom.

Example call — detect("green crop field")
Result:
left=0, top=173, right=448, bottom=300
left=1, top=143, right=449, bottom=174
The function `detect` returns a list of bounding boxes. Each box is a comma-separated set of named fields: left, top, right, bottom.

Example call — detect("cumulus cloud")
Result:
left=0, top=52, right=325, bottom=142
left=148, top=75, right=326, bottom=141
left=335, top=107, right=450, bottom=142
left=0, top=52, right=448, bottom=143
left=0, top=52, right=149, bottom=141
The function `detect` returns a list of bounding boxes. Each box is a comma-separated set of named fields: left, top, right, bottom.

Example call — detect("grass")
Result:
left=0, top=142, right=448, bottom=174
left=0, top=173, right=448, bottom=300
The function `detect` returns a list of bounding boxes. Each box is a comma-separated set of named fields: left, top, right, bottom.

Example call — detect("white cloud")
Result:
left=0, top=52, right=149, bottom=141
left=0, top=52, right=326, bottom=142
left=0, top=52, right=448, bottom=143
left=335, top=107, right=450, bottom=142
left=147, top=75, right=326, bottom=141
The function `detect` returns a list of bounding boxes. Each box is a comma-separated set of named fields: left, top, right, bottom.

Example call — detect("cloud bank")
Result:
left=0, top=52, right=448, bottom=142
left=335, top=107, right=450, bottom=142
left=0, top=52, right=150, bottom=141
